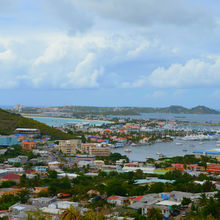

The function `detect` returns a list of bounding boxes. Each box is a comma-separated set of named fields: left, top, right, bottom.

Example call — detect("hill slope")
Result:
left=0, top=108, right=73, bottom=140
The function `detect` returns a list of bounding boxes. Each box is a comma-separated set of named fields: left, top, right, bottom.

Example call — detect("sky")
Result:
left=1, top=0, right=220, bottom=108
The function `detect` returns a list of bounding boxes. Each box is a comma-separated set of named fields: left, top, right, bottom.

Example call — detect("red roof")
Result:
left=1, top=174, right=20, bottom=180
left=108, top=196, right=120, bottom=200
left=133, top=196, right=144, bottom=201
left=130, top=196, right=144, bottom=201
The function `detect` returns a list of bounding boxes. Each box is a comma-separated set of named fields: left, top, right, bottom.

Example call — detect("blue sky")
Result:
left=1, top=0, right=220, bottom=108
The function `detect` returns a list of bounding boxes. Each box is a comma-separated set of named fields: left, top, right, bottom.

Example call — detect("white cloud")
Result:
left=34, top=41, right=68, bottom=66
left=61, top=53, right=103, bottom=89
left=0, top=32, right=156, bottom=89
left=148, top=57, right=220, bottom=88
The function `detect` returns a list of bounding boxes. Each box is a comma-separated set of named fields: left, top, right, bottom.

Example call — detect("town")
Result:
left=0, top=117, right=219, bottom=220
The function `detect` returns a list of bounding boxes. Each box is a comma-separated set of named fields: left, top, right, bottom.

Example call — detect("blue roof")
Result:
left=205, top=151, right=220, bottom=155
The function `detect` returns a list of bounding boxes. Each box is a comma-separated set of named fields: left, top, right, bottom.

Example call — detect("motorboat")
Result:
left=124, top=148, right=132, bottom=153
left=156, top=152, right=166, bottom=158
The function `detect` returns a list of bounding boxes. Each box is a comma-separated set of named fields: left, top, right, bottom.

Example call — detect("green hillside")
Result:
left=0, top=108, right=73, bottom=140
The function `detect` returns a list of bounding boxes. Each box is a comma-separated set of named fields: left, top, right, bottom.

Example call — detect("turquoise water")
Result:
left=28, top=116, right=107, bottom=127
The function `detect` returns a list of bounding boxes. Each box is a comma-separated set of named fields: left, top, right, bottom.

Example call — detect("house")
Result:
left=129, top=196, right=144, bottom=204
left=48, top=201, right=79, bottom=209
left=9, top=203, right=37, bottom=220
left=21, top=141, right=36, bottom=150
left=57, top=173, right=78, bottom=179
left=0, top=173, right=21, bottom=183
left=48, top=161, right=61, bottom=170
left=34, top=166, right=48, bottom=174
left=107, top=196, right=128, bottom=206
left=0, top=188, right=23, bottom=197
left=34, top=187, right=49, bottom=194
left=30, top=197, right=56, bottom=208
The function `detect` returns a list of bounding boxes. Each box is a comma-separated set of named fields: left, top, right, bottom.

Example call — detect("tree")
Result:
left=181, top=197, right=191, bottom=206
left=17, top=189, right=30, bottom=204
left=47, top=170, right=57, bottom=179
left=147, top=207, right=163, bottom=220
left=27, top=209, right=48, bottom=220
left=134, top=169, right=144, bottom=179
left=61, top=205, right=83, bottom=220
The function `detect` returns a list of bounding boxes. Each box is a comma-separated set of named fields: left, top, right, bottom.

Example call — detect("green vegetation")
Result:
left=0, top=189, right=30, bottom=210
left=0, top=108, right=74, bottom=139
left=96, top=153, right=129, bottom=164
left=0, top=145, right=37, bottom=163
left=184, top=192, right=220, bottom=220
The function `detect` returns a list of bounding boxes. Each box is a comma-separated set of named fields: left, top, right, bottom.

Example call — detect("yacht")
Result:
left=181, top=134, right=216, bottom=141
left=124, top=148, right=132, bottom=153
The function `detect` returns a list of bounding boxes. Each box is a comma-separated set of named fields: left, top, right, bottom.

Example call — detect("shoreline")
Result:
left=22, top=114, right=114, bottom=124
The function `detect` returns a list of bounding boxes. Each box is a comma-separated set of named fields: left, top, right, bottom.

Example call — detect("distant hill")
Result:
left=0, top=108, right=74, bottom=140
left=11, top=105, right=220, bottom=115
left=136, top=105, right=220, bottom=114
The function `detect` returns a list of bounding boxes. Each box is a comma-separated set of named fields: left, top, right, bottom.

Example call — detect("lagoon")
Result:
left=27, top=116, right=108, bottom=127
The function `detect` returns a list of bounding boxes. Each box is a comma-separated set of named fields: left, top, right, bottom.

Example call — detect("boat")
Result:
left=124, top=148, right=132, bottom=153
left=182, top=149, right=187, bottom=152
left=199, top=142, right=204, bottom=145
left=156, top=152, right=166, bottom=158
left=181, top=134, right=217, bottom=141
left=176, top=142, right=183, bottom=146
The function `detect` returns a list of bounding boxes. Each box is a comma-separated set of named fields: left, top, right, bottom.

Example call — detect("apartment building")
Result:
left=89, top=147, right=111, bottom=157
left=59, top=139, right=82, bottom=156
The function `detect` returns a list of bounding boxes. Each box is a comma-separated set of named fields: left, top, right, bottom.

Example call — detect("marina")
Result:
left=111, top=139, right=220, bottom=161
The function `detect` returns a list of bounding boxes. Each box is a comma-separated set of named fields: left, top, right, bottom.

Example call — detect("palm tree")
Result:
left=198, top=193, right=208, bottom=206
left=61, top=205, right=83, bottom=220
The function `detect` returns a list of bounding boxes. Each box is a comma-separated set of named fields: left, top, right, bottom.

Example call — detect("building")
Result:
left=89, top=147, right=111, bottom=157
left=34, top=166, right=48, bottom=174
left=14, top=128, right=40, bottom=137
left=0, top=173, right=21, bottom=183
left=0, top=188, right=23, bottom=197
left=30, top=197, right=56, bottom=208
left=107, top=196, right=128, bottom=206
left=48, top=161, right=61, bottom=170
left=206, top=164, right=220, bottom=173
left=59, top=139, right=82, bottom=156
left=193, top=149, right=220, bottom=160
left=82, top=143, right=98, bottom=153
left=57, top=173, right=78, bottom=179
left=0, top=135, right=18, bottom=146
left=75, top=154, right=95, bottom=162
left=34, top=187, right=49, bottom=194
left=21, top=141, right=36, bottom=150
left=8, top=156, right=28, bottom=164
left=48, top=201, right=79, bottom=209
left=9, top=204, right=37, bottom=220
